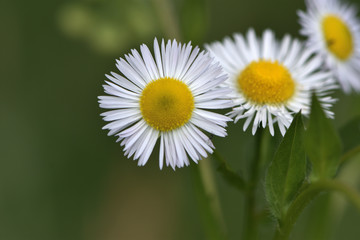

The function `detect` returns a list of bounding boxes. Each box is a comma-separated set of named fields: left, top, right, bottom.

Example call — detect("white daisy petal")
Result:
left=103, top=83, right=139, bottom=101
left=182, top=125, right=208, bottom=158
left=163, top=132, right=175, bottom=169
left=138, top=128, right=159, bottom=166
left=177, top=128, right=201, bottom=162
left=116, top=58, right=147, bottom=88
left=247, top=28, right=260, bottom=60
left=106, top=72, right=141, bottom=93
left=262, top=29, right=275, bottom=60
left=126, top=50, right=152, bottom=83
left=153, top=38, right=164, bottom=78
left=278, top=35, right=292, bottom=62
left=267, top=111, right=275, bottom=136
left=243, top=115, right=254, bottom=131
left=140, top=44, right=160, bottom=80
left=233, top=33, right=253, bottom=63
left=159, top=134, right=165, bottom=169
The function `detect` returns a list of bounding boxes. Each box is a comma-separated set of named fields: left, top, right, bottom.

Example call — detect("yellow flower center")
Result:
left=322, top=14, right=354, bottom=60
left=140, top=77, right=194, bottom=131
left=237, top=60, right=295, bottom=105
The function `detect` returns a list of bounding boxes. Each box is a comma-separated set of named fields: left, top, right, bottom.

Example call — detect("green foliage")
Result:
left=265, top=112, right=306, bottom=219
left=304, top=94, right=342, bottom=180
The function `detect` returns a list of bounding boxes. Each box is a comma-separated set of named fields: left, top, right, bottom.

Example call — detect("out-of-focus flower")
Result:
left=57, top=1, right=158, bottom=54
left=299, top=0, right=360, bottom=93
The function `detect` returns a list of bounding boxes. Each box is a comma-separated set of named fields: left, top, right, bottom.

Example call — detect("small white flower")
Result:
left=99, top=38, right=233, bottom=169
left=298, top=0, right=360, bottom=93
left=206, top=29, right=337, bottom=136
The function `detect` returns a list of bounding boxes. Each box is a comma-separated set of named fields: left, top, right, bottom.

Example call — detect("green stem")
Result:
left=212, top=149, right=247, bottom=191
left=340, top=145, right=360, bottom=165
left=152, top=0, right=181, bottom=39
left=243, top=128, right=264, bottom=240
left=192, top=160, right=227, bottom=240
left=152, top=0, right=227, bottom=238
left=273, top=179, right=360, bottom=240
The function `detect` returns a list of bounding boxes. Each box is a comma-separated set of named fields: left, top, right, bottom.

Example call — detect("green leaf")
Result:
left=265, top=112, right=306, bottom=219
left=339, top=116, right=360, bottom=153
left=304, top=94, right=342, bottom=180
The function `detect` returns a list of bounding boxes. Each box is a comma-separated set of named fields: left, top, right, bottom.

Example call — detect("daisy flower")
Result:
left=98, top=38, right=233, bottom=169
left=206, top=29, right=337, bottom=136
left=298, top=0, right=360, bottom=93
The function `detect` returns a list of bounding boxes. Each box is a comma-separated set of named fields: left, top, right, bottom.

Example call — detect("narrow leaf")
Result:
left=304, top=94, right=342, bottom=180
left=265, top=112, right=306, bottom=219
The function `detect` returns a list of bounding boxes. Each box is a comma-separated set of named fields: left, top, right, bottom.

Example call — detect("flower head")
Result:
left=206, top=29, right=337, bottom=136
left=99, top=38, right=233, bottom=169
left=298, top=0, right=360, bottom=93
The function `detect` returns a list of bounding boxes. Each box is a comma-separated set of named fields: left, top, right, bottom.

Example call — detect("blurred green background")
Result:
left=1, top=0, right=360, bottom=239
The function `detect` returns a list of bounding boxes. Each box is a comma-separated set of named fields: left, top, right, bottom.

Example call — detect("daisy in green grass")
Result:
left=299, top=0, right=360, bottom=93
left=99, top=38, right=233, bottom=169
left=206, top=29, right=337, bottom=136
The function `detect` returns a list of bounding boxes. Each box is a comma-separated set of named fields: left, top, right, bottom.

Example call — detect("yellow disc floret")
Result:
left=140, top=77, right=194, bottom=131
left=322, top=14, right=354, bottom=60
left=237, top=60, right=295, bottom=105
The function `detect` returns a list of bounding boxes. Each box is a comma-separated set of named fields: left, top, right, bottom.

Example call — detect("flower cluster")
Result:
left=99, top=0, right=360, bottom=169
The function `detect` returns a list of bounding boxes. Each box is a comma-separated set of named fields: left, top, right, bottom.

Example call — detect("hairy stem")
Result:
left=273, top=179, right=360, bottom=240
left=192, top=159, right=227, bottom=240
left=243, top=128, right=264, bottom=240
left=212, top=149, right=247, bottom=191
left=152, top=0, right=181, bottom=39
left=340, top=145, right=360, bottom=165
